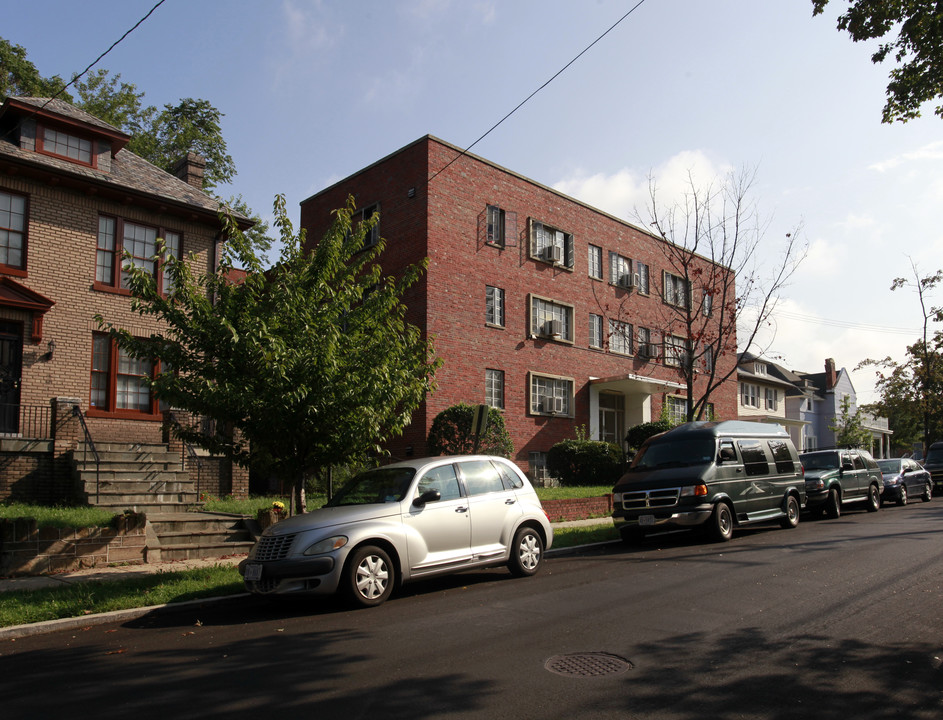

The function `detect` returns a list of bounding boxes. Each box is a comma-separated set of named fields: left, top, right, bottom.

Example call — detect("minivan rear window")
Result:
left=768, top=440, right=795, bottom=474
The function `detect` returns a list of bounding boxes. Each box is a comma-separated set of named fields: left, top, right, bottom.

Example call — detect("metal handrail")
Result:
left=72, top=405, right=101, bottom=504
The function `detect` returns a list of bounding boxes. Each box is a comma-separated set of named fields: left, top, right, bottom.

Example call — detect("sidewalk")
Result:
left=0, top=517, right=613, bottom=593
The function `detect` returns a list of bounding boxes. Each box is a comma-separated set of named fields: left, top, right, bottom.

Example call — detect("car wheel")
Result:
left=707, top=502, right=734, bottom=542
left=825, top=488, right=841, bottom=519
left=780, top=495, right=800, bottom=529
left=923, top=482, right=933, bottom=502
left=620, top=527, right=646, bottom=544
left=866, top=483, right=881, bottom=512
left=897, top=485, right=908, bottom=506
left=508, top=526, right=544, bottom=577
left=345, top=545, right=395, bottom=608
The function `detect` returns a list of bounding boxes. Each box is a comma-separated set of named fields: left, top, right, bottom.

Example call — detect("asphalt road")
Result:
left=3, top=502, right=942, bottom=719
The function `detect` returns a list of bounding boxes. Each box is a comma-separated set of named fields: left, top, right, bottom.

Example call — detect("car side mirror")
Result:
left=717, top=448, right=736, bottom=464
left=413, top=489, right=441, bottom=508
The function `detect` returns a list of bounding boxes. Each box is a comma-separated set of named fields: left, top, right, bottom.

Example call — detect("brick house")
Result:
left=0, top=96, right=247, bottom=503
left=299, top=136, right=738, bottom=478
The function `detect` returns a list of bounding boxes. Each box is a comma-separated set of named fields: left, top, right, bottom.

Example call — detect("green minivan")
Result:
left=612, top=421, right=806, bottom=543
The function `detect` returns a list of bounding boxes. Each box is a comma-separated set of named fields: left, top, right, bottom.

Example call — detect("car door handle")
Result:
left=455, top=506, right=468, bottom=513
left=505, top=498, right=516, bottom=505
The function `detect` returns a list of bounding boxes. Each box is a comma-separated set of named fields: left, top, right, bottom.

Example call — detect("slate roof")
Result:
left=0, top=97, right=238, bottom=221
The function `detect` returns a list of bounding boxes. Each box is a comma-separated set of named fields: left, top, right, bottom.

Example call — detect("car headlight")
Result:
left=303, top=536, right=348, bottom=556
left=680, top=484, right=708, bottom=497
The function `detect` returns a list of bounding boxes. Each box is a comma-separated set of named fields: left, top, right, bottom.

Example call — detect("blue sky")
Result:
left=8, top=0, right=943, bottom=403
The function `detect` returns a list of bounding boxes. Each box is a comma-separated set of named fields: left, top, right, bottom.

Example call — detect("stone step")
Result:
left=82, top=479, right=195, bottom=495
left=74, top=451, right=182, bottom=465
left=145, top=512, right=255, bottom=562
left=97, top=501, right=198, bottom=514
left=77, top=469, right=191, bottom=484
left=156, top=540, right=256, bottom=562
left=74, top=461, right=182, bottom=472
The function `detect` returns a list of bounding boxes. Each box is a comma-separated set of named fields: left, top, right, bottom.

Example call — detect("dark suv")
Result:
left=922, top=442, right=943, bottom=494
left=800, top=448, right=883, bottom=518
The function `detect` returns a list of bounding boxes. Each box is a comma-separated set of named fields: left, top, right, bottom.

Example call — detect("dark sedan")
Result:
left=876, top=457, right=932, bottom=505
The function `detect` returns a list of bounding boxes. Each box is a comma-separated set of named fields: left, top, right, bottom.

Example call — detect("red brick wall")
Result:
left=541, top=495, right=613, bottom=522
left=299, top=137, right=739, bottom=473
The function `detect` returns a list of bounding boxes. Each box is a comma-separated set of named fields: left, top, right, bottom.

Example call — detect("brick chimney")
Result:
left=172, top=152, right=206, bottom=189
left=825, top=358, right=837, bottom=389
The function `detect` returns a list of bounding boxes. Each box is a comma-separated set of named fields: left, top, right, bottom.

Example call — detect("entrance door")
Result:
left=0, top=322, right=22, bottom=434
left=599, top=391, right=625, bottom=446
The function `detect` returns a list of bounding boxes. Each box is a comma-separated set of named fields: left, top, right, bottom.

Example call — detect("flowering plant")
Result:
left=271, top=501, right=286, bottom=514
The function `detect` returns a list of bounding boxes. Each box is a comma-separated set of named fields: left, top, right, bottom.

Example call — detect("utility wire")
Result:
left=769, top=309, right=921, bottom=336
left=39, top=0, right=168, bottom=110
left=428, top=0, right=650, bottom=183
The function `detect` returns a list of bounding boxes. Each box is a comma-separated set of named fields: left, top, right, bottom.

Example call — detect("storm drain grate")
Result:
left=544, top=652, right=633, bottom=678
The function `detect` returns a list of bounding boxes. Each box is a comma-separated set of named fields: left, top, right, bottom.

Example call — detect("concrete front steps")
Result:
left=145, top=512, right=256, bottom=562
left=74, top=441, right=198, bottom=514
left=72, top=441, right=256, bottom=562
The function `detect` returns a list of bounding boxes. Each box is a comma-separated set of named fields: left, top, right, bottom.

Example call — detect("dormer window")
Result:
left=37, top=124, right=94, bottom=167
left=754, top=362, right=767, bottom=376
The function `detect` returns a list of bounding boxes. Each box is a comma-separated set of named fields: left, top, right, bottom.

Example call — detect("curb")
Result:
left=0, top=592, right=249, bottom=641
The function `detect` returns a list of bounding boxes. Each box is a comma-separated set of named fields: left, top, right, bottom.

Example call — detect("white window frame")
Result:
left=588, top=244, right=602, bottom=279
left=486, top=368, right=505, bottom=409
left=608, top=319, right=633, bottom=355
left=529, top=219, right=574, bottom=268
left=589, top=313, right=604, bottom=349
left=663, top=271, right=691, bottom=308
left=608, top=252, right=633, bottom=288
left=486, top=205, right=505, bottom=247
left=765, top=387, right=778, bottom=411
left=486, top=285, right=505, bottom=327
left=666, top=396, right=688, bottom=424
left=636, top=261, right=650, bottom=295
left=664, top=335, right=686, bottom=367
left=741, top=382, right=760, bottom=409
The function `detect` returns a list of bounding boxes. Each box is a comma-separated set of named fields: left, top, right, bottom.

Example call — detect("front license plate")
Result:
left=244, top=563, right=263, bottom=581
left=639, top=514, right=655, bottom=527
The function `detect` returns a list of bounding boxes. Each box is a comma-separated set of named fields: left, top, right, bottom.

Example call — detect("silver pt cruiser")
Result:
left=239, top=455, right=553, bottom=607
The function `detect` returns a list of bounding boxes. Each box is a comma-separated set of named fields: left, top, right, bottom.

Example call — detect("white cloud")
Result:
left=868, top=140, right=943, bottom=173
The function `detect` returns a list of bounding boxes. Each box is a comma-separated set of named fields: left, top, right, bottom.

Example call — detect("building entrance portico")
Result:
left=589, top=373, right=685, bottom=450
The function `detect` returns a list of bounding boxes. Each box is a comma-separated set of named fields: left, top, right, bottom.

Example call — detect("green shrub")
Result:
left=625, top=420, right=672, bottom=453
left=546, top=439, right=623, bottom=487
left=427, top=403, right=513, bottom=457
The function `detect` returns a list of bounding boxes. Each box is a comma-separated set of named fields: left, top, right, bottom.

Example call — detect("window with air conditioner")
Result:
left=530, top=296, right=573, bottom=342
left=530, top=373, right=573, bottom=417
left=529, top=219, right=574, bottom=268
left=608, top=252, right=632, bottom=288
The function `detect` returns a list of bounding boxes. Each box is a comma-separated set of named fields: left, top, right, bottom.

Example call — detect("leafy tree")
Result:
left=546, top=439, right=623, bottom=487
left=0, top=37, right=70, bottom=100
left=636, top=168, right=805, bottom=422
left=829, top=395, right=873, bottom=449
left=97, top=195, right=441, bottom=513
left=73, top=69, right=153, bottom=136
left=812, top=1, right=943, bottom=123
left=427, top=403, right=513, bottom=457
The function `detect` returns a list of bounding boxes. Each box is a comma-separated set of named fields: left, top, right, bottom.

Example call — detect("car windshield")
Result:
left=876, top=459, right=901, bottom=473
left=631, top=437, right=716, bottom=471
left=800, top=452, right=840, bottom=470
left=925, top=449, right=943, bottom=464
left=326, top=468, right=416, bottom=506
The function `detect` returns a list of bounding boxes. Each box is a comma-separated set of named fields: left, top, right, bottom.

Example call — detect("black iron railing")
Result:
left=72, top=405, right=101, bottom=504
left=0, top=403, right=52, bottom=439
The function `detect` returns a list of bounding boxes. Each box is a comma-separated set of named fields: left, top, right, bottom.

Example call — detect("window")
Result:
left=636, top=262, right=650, bottom=294
left=531, top=296, right=573, bottom=341
left=666, top=396, right=687, bottom=424
left=529, top=219, right=574, bottom=268
left=90, top=334, right=160, bottom=416
left=664, top=335, right=686, bottom=367
left=529, top=451, right=549, bottom=483
left=754, top=362, right=767, bottom=375
left=741, top=382, right=760, bottom=409
left=416, top=465, right=462, bottom=501
left=530, top=373, right=573, bottom=416
left=599, top=391, right=624, bottom=445
left=589, top=314, right=603, bottom=349
left=460, top=459, right=506, bottom=496
left=637, top=327, right=655, bottom=359
left=608, top=252, right=633, bottom=288
left=486, top=286, right=505, bottom=327
left=702, top=345, right=714, bottom=374
left=702, top=290, right=713, bottom=317
left=768, top=440, right=795, bottom=474
left=38, top=125, right=93, bottom=165
left=486, top=369, right=505, bottom=409
left=663, top=271, right=690, bottom=308
left=608, top=319, right=633, bottom=355
left=0, top=190, right=27, bottom=273
left=739, top=440, right=771, bottom=476
left=588, top=244, right=603, bottom=279
left=805, top=435, right=817, bottom=451
left=486, top=205, right=506, bottom=247
left=765, top=388, right=778, bottom=411
left=353, top=203, right=379, bottom=248
left=96, top=216, right=181, bottom=294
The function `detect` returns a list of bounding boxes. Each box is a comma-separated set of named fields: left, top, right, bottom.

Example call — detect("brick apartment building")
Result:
left=0, top=96, right=246, bottom=503
left=300, top=136, right=738, bottom=477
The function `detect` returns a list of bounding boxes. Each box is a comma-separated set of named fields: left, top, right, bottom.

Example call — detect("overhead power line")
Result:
left=428, top=0, right=650, bottom=183
left=769, top=309, right=921, bottom=336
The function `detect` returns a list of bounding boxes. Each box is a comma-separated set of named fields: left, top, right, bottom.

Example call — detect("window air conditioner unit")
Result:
left=618, top=273, right=639, bottom=289
left=544, top=245, right=563, bottom=264
left=543, top=319, right=562, bottom=338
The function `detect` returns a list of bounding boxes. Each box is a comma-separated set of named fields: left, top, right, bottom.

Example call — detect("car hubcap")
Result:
left=520, top=534, right=540, bottom=569
left=356, top=555, right=389, bottom=599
